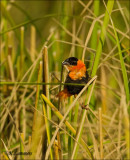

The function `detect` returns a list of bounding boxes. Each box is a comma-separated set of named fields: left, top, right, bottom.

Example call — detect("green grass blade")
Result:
left=42, top=102, right=53, bottom=160
left=72, top=1, right=115, bottom=159
left=1, top=139, right=13, bottom=160
left=71, top=77, right=96, bottom=159
left=9, top=2, right=41, bottom=37
left=41, top=76, right=97, bottom=159
left=91, top=0, right=115, bottom=76
left=90, top=0, right=100, bottom=68
left=20, top=133, right=24, bottom=160
left=105, top=2, right=130, bottom=158
left=40, top=94, right=93, bottom=159
left=109, top=17, right=129, bottom=105
left=0, top=14, right=60, bottom=35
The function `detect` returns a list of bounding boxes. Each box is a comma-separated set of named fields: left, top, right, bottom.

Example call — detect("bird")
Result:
left=57, top=57, right=90, bottom=99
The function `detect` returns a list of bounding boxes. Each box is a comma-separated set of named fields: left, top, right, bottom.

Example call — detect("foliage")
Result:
left=0, top=1, right=130, bottom=159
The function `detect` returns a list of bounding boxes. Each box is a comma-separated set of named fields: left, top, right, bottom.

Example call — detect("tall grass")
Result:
left=71, top=1, right=115, bottom=159
left=0, top=1, right=129, bottom=160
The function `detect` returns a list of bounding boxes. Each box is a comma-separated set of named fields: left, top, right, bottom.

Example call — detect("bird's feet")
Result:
left=81, top=104, right=89, bottom=110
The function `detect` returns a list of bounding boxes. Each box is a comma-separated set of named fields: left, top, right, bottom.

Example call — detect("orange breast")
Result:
left=68, top=60, right=86, bottom=80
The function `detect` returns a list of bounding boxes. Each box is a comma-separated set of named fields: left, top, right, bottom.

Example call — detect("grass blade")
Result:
left=99, top=108, right=103, bottom=159
left=104, top=2, right=129, bottom=104
left=20, top=133, right=24, bottom=160
left=71, top=77, right=96, bottom=159
left=1, top=139, right=12, bottom=160
left=91, top=0, right=115, bottom=77
left=73, top=1, right=115, bottom=159
left=42, top=76, right=97, bottom=159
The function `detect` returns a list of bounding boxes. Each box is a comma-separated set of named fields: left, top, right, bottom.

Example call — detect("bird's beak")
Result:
left=62, top=60, right=70, bottom=65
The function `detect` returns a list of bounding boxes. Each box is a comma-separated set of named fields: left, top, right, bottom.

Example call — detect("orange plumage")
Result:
left=57, top=88, right=72, bottom=98
left=68, top=60, right=86, bottom=80
left=57, top=57, right=89, bottom=99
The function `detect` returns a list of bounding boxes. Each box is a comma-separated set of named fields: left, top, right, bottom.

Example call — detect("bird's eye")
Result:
left=71, top=61, right=77, bottom=65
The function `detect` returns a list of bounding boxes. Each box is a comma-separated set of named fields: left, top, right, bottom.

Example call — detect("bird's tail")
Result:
left=57, top=88, right=72, bottom=99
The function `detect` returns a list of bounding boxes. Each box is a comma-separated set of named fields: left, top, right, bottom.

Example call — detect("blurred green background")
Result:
left=1, top=0, right=130, bottom=159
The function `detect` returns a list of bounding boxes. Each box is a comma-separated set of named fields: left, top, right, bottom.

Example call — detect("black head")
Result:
left=62, top=57, right=78, bottom=66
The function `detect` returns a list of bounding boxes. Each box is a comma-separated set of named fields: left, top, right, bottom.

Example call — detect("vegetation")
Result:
left=0, top=0, right=129, bottom=159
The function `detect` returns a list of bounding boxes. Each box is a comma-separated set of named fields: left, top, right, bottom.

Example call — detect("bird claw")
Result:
left=81, top=104, right=89, bottom=110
